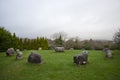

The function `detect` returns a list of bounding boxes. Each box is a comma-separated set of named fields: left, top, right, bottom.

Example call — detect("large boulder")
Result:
left=73, top=55, right=83, bottom=65
left=16, top=49, right=23, bottom=59
left=54, top=47, right=64, bottom=52
left=28, top=52, right=42, bottom=63
left=6, top=48, right=14, bottom=56
left=73, top=50, right=88, bottom=65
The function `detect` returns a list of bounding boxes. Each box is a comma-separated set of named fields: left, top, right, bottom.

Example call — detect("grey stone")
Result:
left=69, top=48, right=74, bottom=50
left=54, top=47, right=64, bottom=52
left=16, top=50, right=23, bottom=59
left=28, top=52, right=42, bottom=63
left=103, top=48, right=112, bottom=58
left=73, top=50, right=88, bottom=65
left=105, top=50, right=112, bottom=58
left=38, top=47, right=42, bottom=50
left=6, top=48, right=14, bottom=56
left=103, top=48, right=109, bottom=53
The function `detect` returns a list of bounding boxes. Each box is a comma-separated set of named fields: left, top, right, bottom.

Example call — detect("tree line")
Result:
left=0, top=27, right=48, bottom=52
left=49, top=31, right=120, bottom=50
left=48, top=37, right=115, bottom=50
left=0, top=27, right=120, bottom=52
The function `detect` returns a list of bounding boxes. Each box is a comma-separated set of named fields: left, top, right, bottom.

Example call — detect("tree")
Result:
left=54, top=35, right=64, bottom=46
left=0, top=27, right=12, bottom=51
left=52, top=32, right=67, bottom=47
left=73, top=37, right=81, bottom=50
left=65, top=38, right=74, bottom=49
left=41, top=37, right=48, bottom=50
left=82, top=40, right=91, bottom=50
left=18, top=38, right=24, bottom=50
left=52, top=32, right=67, bottom=41
left=11, top=32, right=19, bottom=49
left=113, top=29, right=120, bottom=49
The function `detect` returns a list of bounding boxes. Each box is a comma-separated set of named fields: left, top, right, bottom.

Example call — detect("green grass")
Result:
left=0, top=50, right=120, bottom=80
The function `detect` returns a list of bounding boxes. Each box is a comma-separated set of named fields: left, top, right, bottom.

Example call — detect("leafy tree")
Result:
left=18, top=38, right=23, bottom=50
left=74, top=37, right=81, bottom=50
left=20, top=37, right=48, bottom=50
left=52, top=32, right=67, bottom=47
left=40, top=37, right=48, bottom=49
left=0, top=27, right=12, bottom=51
left=82, top=40, right=91, bottom=50
left=52, top=32, right=67, bottom=41
left=54, top=35, right=64, bottom=46
left=113, top=29, right=120, bottom=49
left=11, top=32, right=19, bottom=49
left=65, top=38, right=74, bottom=49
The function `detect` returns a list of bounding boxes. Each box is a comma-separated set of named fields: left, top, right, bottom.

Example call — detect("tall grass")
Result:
left=0, top=50, right=120, bottom=80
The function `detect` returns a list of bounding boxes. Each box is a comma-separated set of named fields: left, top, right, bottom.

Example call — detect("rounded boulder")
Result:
left=6, top=48, right=14, bottom=56
left=28, top=52, right=42, bottom=63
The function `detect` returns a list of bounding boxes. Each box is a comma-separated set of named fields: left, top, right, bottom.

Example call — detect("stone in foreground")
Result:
left=73, top=50, right=88, bottom=65
left=28, top=52, right=42, bottom=63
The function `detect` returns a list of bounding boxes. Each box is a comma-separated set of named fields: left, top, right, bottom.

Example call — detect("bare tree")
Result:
left=65, top=38, right=75, bottom=49
left=65, top=36, right=81, bottom=50
left=74, top=36, right=81, bottom=49
left=52, top=32, right=67, bottom=41
left=51, top=32, right=67, bottom=47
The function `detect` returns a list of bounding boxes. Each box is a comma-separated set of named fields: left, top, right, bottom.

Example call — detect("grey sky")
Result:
left=0, top=0, right=120, bottom=40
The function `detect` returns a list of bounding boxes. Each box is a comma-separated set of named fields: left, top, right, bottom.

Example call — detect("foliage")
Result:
left=73, top=38, right=81, bottom=49
left=62, top=38, right=113, bottom=50
left=52, top=32, right=67, bottom=47
left=52, top=32, right=67, bottom=41
left=0, top=27, right=115, bottom=51
left=82, top=40, right=91, bottom=50
left=0, top=27, right=12, bottom=51
left=0, top=50, right=120, bottom=80
left=54, top=35, right=64, bottom=46
left=20, top=37, right=48, bottom=50
left=11, top=33, right=20, bottom=49
left=0, top=27, right=48, bottom=51
left=113, top=29, right=120, bottom=49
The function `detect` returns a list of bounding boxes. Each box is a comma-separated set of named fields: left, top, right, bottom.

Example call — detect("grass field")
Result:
left=0, top=50, right=120, bottom=80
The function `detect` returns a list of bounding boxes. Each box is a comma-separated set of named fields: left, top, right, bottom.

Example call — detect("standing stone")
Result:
left=54, top=47, right=64, bottom=52
left=105, top=50, right=112, bottom=58
left=82, top=51, right=88, bottom=64
left=38, top=47, right=42, bottom=50
left=73, top=50, right=88, bottom=65
left=69, top=48, right=74, bottom=50
left=103, top=48, right=112, bottom=58
left=103, top=48, right=109, bottom=53
left=73, top=55, right=83, bottom=65
left=16, top=49, right=23, bottom=59
left=28, top=52, right=42, bottom=63
left=6, top=48, right=14, bottom=56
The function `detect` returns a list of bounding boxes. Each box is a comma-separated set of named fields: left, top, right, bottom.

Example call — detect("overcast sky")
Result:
left=0, top=0, right=120, bottom=40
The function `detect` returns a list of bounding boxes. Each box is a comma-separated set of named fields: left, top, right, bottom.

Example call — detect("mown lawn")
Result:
left=0, top=50, right=120, bottom=80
